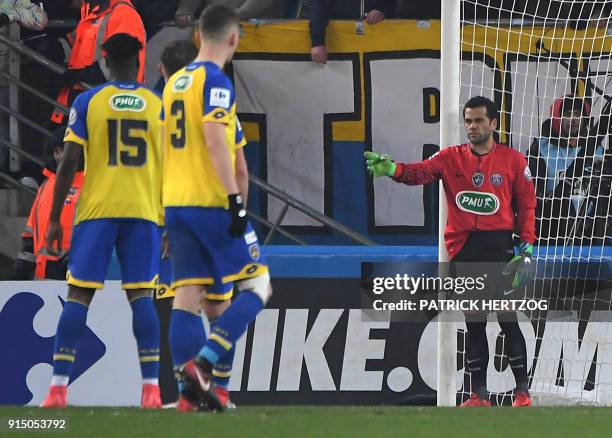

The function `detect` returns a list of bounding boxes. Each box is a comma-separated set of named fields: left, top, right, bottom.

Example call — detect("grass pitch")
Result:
left=0, top=406, right=610, bottom=437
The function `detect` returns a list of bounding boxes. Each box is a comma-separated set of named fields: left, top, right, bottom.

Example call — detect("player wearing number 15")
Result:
left=41, top=33, right=163, bottom=409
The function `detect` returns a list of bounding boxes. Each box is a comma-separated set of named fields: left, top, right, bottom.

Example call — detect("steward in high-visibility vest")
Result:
left=12, top=128, right=84, bottom=280
left=51, top=0, right=146, bottom=125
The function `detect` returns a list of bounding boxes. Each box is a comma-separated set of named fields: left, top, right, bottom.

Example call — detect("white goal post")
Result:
left=437, top=0, right=461, bottom=408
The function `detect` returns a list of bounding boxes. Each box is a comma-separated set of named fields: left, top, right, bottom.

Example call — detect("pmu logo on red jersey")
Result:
left=455, top=191, right=500, bottom=215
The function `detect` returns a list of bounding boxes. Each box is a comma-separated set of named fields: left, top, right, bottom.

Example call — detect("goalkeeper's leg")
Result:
left=498, top=312, right=531, bottom=406
left=464, top=317, right=490, bottom=402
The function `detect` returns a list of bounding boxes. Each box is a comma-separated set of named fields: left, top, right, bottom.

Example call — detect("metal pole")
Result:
left=249, top=174, right=376, bottom=246
left=438, top=0, right=460, bottom=408
left=0, top=33, right=66, bottom=75
left=0, top=69, right=68, bottom=114
left=0, top=170, right=36, bottom=195
left=0, top=103, right=53, bottom=137
left=45, top=20, right=78, bottom=30
left=7, top=23, right=19, bottom=172
left=247, top=211, right=307, bottom=245
left=264, top=203, right=290, bottom=245
left=0, top=138, right=45, bottom=167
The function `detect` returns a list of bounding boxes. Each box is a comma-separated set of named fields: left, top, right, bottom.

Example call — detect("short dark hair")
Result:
left=199, top=4, right=240, bottom=41
left=161, top=40, right=198, bottom=77
left=463, top=96, right=499, bottom=122
left=102, top=33, right=142, bottom=70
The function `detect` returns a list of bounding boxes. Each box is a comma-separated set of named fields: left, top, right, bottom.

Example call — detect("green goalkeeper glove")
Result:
left=502, top=241, right=534, bottom=293
left=364, top=151, right=396, bottom=177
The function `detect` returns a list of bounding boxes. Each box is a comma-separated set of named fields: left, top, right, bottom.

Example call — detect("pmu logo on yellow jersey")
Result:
left=173, top=75, right=193, bottom=92
left=109, top=94, right=146, bottom=112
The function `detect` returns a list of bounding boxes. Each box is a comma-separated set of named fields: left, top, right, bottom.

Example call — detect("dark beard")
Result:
left=470, top=133, right=490, bottom=145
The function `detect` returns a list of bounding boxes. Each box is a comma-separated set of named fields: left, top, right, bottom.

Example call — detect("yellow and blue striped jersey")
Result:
left=157, top=115, right=246, bottom=227
left=161, top=61, right=243, bottom=209
left=64, top=82, right=162, bottom=224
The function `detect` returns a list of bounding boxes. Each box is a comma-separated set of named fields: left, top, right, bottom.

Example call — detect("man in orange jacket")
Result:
left=51, top=0, right=146, bottom=125
left=11, top=128, right=84, bottom=280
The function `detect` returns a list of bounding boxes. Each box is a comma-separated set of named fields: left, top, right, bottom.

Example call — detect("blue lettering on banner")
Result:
left=0, top=293, right=106, bottom=405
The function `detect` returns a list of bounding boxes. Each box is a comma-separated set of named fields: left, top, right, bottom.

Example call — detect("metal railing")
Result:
left=0, top=32, right=375, bottom=245
left=249, top=174, right=374, bottom=245
left=0, top=171, right=36, bottom=194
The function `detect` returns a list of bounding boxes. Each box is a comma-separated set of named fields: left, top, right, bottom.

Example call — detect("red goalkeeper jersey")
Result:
left=392, top=143, right=536, bottom=259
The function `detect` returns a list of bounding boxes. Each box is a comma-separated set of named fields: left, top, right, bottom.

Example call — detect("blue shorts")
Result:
left=165, top=207, right=267, bottom=299
left=68, top=219, right=160, bottom=290
left=156, top=227, right=234, bottom=300
left=156, top=256, right=236, bottom=300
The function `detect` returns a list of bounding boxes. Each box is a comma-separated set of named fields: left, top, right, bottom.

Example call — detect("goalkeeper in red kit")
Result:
left=365, top=96, right=536, bottom=407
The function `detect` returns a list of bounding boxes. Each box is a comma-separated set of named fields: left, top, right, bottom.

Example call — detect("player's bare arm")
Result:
left=234, top=147, right=249, bottom=206
left=203, top=121, right=239, bottom=195
left=203, top=121, right=247, bottom=236
left=46, top=141, right=82, bottom=253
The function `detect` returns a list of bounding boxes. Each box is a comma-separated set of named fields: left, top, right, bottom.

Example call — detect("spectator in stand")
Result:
left=0, top=0, right=47, bottom=173
left=309, top=0, right=396, bottom=65
left=0, top=0, right=46, bottom=29
left=132, top=0, right=179, bottom=38
left=51, top=0, right=146, bottom=126
left=174, top=0, right=285, bottom=27
left=526, top=95, right=604, bottom=245
left=11, top=127, right=84, bottom=280
left=21, top=1, right=80, bottom=65
left=396, top=1, right=440, bottom=19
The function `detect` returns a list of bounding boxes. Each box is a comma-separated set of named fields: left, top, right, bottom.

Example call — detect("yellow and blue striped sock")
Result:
left=51, top=300, right=89, bottom=385
left=169, top=309, right=206, bottom=392
left=130, top=296, right=160, bottom=383
left=199, top=291, right=263, bottom=365
left=209, top=317, right=235, bottom=389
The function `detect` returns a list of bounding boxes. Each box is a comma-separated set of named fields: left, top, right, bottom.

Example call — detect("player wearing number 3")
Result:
left=366, top=96, right=537, bottom=407
left=42, top=34, right=163, bottom=409
left=160, top=5, right=271, bottom=412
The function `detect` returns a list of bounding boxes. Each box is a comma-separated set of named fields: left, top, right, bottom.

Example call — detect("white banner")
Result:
left=0, top=281, right=141, bottom=406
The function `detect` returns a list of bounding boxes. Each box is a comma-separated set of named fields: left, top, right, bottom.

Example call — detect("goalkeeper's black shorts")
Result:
left=450, top=231, right=515, bottom=305
left=453, top=230, right=514, bottom=263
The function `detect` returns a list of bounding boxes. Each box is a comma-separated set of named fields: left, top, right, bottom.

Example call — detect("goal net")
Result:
left=457, top=0, right=612, bottom=406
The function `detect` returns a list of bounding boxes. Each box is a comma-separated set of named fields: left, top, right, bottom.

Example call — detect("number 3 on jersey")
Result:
left=107, top=119, right=148, bottom=166
left=170, top=100, right=186, bottom=149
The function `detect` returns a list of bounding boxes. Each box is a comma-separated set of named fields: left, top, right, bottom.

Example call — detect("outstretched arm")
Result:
left=365, top=150, right=445, bottom=185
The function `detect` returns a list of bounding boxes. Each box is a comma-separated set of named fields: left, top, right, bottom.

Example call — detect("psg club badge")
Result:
left=490, top=173, right=503, bottom=186
left=472, top=172, right=484, bottom=188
